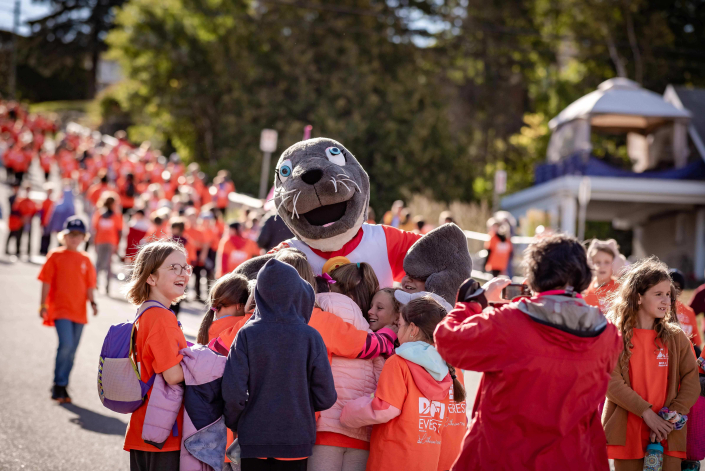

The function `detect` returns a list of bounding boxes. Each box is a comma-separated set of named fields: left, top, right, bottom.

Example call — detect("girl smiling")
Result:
left=604, top=257, right=700, bottom=471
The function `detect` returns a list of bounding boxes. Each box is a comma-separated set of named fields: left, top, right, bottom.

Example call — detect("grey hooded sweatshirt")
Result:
left=222, top=259, right=336, bottom=459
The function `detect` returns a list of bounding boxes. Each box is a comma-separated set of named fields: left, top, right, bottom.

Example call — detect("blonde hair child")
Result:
left=123, top=240, right=191, bottom=469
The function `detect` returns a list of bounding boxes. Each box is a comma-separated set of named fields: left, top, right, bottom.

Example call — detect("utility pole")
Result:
left=9, top=0, right=20, bottom=99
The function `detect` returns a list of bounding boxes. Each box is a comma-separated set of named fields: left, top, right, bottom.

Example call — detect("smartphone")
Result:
left=501, top=283, right=530, bottom=300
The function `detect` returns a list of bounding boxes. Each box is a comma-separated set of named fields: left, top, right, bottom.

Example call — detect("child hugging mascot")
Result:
left=236, top=137, right=472, bottom=300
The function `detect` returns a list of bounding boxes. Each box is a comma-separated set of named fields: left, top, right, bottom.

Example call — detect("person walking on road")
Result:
left=38, top=216, right=97, bottom=404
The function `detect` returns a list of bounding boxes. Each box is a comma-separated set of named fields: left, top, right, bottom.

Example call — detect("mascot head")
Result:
left=272, top=138, right=370, bottom=252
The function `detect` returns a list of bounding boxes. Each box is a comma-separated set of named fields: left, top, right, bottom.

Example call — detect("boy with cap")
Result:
left=38, top=216, right=98, bottom=403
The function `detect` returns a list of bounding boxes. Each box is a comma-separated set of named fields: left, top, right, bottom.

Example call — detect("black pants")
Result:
left=193, top=263, right=206, bottom=301
left=5, top=228, right=22, bottom=256
left=241, top=458, right=308, bottom=471
left=14, top=171, right=24, bottom=185
left=40, top=233, right=51, bottom=255
left=129, top=450, right=180, bottom=471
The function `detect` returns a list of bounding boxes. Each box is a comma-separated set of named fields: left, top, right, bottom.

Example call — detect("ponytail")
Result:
left=197, top=308, right=217, bottom=345
left=448, top=365, right=466, bottom=403
left=197, top=272, right=249, bottom=345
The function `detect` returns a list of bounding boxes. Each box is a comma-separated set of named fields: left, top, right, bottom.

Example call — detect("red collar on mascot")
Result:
left=308, top=228, right=364, bottom=259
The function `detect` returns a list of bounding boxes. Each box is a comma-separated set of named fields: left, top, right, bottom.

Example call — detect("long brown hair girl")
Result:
left=607, top=256, right=680, bottom=370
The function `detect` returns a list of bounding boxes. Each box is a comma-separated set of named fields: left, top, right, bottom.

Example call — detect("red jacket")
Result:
left=434, top=298, right=621, bottom=471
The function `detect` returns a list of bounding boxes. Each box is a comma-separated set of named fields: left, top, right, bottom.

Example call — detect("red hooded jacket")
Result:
left=434, top=296, right=621, bottom=471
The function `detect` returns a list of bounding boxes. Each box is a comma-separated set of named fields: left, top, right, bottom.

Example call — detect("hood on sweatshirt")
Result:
left=253, top=258, right=315, bottom=325
left=516, top=294, right=608, bottom=338
left=396, top=341, right=451, bottom=401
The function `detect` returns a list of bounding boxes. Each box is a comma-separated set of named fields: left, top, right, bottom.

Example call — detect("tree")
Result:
left=28, top=0, right=128, bottom=97
left=107, top=0, right=473, bottom=214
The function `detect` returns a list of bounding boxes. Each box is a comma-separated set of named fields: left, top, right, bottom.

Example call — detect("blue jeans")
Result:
left=54, top=319, right=84, bottom=387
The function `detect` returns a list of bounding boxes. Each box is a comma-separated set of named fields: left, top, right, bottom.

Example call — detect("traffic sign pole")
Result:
left=259, top=129, right=278, bottom=200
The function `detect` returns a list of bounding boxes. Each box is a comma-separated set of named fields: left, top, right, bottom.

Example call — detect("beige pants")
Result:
left=613, top=455, right=681, bottom=471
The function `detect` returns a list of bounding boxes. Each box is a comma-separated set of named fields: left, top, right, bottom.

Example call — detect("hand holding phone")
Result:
left=501, top=283, right=530, bottom=300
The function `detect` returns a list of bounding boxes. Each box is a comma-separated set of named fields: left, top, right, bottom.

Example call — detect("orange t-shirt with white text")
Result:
left=124, top=306, right=187, bottom=452
left=607, top=329, right=685, bottom=460
left=37, top=248, right=96, bottom=325
left=366, top=355, right=449, bottom=471
left=677, top=301, right=703, bottom=348
left=438, top=369, right=466, bottom=471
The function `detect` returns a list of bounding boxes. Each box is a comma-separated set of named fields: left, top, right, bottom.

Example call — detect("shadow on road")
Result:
left=61, top=403, right=128, bottom=436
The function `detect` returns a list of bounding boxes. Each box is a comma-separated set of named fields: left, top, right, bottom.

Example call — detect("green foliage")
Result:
left=104, top=0, right=705, bottom=211
left=107, top=0, right=471, bottom=214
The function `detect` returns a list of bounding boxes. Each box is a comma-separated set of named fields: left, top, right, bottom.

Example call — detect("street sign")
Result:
left=494, top=170, right=507, bottom=195
left=260, top=129, right=278, bottom=153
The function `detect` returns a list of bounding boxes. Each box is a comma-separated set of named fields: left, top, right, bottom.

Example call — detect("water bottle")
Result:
left=643, top=441, right=663, bottom=471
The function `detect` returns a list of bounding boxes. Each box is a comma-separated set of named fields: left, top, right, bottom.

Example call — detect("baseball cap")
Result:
left=63, top=216, right=87, bottom=234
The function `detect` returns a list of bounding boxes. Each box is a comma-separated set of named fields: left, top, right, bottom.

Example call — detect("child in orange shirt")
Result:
left=583, top=239, right=626, bottom=312
left=123, top=240, right=191, bottom=470
left=196, top=272, right=249, bottom=345
left=216, top=221, right=260, bottom=278
left=37, top=217, right=97, bottom=403
left=484, top=221, right=512, bottom=276
left=92, top=192, right=123, bottom=294
left=604, top=258, right=700, bottom=471
left=340, top=296, right=465, bottom=471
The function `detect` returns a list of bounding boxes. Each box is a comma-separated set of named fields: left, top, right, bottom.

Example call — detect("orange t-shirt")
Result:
left=484, top=235, right=512, bottom=273
left=607, top=329, right=686, bottom=460
left=183, top=226, right=206, bottom=265
left=438, top=369, right=466, bottom=471
left=217, top=313, right=253, bottom=349
left=40, top=199, right=53, bottom=227
left=366, top=355, right=449, bottom=471
left=583, top=279, right=619, bottom=313
left=207, top=315, right=244, bottom=343
left=124, top=306, right=188, bottom=452
left=217, top=236, right=260, bottom=277
left=37, top=248, right=96, bottom=325
left=92, top=211, right=124, bottom=246
left=677, top=301, right=703, bottom=348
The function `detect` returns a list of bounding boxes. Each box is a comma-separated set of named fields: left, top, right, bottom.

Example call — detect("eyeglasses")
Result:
left=165, top=263, right=193, bottom=276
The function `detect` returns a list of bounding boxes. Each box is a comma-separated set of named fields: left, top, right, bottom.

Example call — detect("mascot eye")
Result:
left=325, top=147, right=346, bottom=166
left=278, top=160, right=293, bottom=181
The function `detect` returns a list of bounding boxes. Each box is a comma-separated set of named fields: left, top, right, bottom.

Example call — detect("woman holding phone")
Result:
left=434, top=234, right=622, bottom=470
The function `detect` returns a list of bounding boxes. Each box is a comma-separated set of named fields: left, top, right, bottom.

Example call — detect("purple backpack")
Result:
left=97, top=300, right=175, bottom=413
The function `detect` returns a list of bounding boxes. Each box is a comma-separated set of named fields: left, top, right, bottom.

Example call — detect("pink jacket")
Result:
left=142, top=345, right=227, bottom=471
left=316, top=292, right=385, bottom=442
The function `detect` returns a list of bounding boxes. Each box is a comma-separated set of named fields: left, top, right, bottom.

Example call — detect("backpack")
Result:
left=97, top=300, right=174, bottom=413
